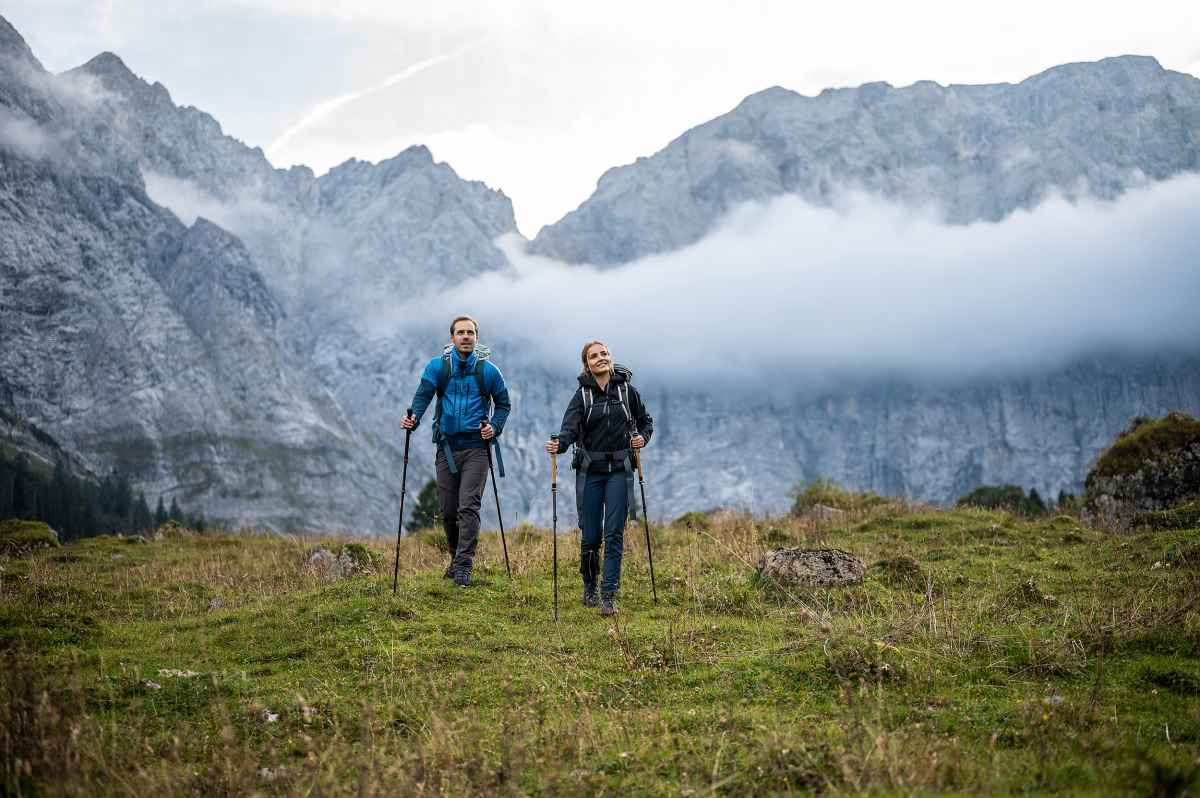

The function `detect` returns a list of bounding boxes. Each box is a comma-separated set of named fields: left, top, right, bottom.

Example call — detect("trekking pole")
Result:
left=550, top=434, right=559, bottom=621
left=632, top=430, right=658, bottom=604
left=392, top=408, right=414, bottom=595
left=483, top=420, right=512, bottom=579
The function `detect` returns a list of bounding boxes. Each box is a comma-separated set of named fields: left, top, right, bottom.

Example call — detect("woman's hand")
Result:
left=545, top=438, right=559, bottom=454
left=631, top=435, right=645, bottom=449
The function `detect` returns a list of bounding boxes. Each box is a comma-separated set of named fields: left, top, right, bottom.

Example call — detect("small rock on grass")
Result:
left=756, top=548, right=865, bottom=587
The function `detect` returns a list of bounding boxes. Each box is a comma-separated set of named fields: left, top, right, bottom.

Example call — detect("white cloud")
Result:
left=142, top=170, right=281, bottom=232
left=392, top=176, right=1200, bottom=387
left=0, top=108, right=62, bottom=160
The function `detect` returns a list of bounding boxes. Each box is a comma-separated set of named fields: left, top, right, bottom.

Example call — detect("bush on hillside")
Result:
left=1087, top=412, right=1200, bottom=485
left=790, top=478, right=886, bottom=515
left=672, top=511, right=712, bottom=531
left=0, top=518, right=60, bottom=554
left=956, top=484, right=1047, bottom=515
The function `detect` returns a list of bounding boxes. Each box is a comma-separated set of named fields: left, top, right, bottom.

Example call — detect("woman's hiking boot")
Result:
left=582, top=584, right=599, bottom=607
left=600, top=594, right=617, bottom=617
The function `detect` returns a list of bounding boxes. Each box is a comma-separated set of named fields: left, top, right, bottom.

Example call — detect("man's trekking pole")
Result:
left=631, top=429, right=658, bottom=604
left=482, top=420, right=512, bottom=579
left=392, top=408, right=414, bottom=595
left=550, top=434, right=559, bottom=621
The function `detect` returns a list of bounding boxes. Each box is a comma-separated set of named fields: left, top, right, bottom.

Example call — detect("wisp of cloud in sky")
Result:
left=265, top=40, right=486, bottom=161
left=392, top=175, right=1200, bottom=388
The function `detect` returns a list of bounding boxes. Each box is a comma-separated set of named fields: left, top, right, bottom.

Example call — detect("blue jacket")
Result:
left=409, top=348, right=511, bottom=452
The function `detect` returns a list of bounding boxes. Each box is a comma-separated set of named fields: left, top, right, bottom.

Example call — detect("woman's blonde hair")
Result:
left=580, top=340, right=611, bottom=376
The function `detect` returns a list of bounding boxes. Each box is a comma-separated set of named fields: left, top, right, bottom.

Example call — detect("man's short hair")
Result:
left=450, top=315, right=478, bottom=335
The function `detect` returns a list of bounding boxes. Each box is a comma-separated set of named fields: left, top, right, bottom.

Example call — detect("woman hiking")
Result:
left=545, top=341, right=653, bottom=617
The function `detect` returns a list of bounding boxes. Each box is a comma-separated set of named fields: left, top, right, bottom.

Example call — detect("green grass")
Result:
left=2, top=505, right=1198, bottom=795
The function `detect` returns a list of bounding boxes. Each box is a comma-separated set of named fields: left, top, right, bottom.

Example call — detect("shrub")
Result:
left=871, top=556, right=927, bottom=591
left=672, top=511, right=712, bottom=531
left=790, top=478, right=885, bottom=515
left=956, top=485, right=1046, bottom=515
left=0, top=519, right=60, bottom=555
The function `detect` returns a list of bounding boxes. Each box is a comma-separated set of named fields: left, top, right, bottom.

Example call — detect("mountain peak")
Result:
left=0, top=14, right=40, bottom=68
left=80, top=51, right=137, bottom=80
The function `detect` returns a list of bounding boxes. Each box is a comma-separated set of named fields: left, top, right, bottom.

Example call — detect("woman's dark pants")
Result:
left=580, top=469, right=627, bottom=597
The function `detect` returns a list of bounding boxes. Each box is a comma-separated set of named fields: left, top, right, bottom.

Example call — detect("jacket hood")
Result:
left=577, top=368, right=628, bottom=391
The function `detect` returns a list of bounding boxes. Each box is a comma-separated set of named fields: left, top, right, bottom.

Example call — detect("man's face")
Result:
left=451, top=321, right=477, bottom=355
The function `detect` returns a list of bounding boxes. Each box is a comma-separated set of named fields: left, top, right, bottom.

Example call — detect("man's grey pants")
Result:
left=436, top=447, right=490, bottom=577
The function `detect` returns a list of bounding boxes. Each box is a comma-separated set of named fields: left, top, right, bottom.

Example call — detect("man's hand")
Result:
left=545, top=438, right=558, bottom=454
left=401, top=415, right=416, bottom=431
left=631, top=435, right=645, bottom=449
left=481, top=422, right=495, bottom=440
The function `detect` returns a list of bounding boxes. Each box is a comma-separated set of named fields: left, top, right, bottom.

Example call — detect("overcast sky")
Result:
left=7, top=1, right=1200, bottom=235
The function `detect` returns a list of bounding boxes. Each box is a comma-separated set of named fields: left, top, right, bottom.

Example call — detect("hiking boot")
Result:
left=582, top=584, right=599, bottom=607
left=600, top=595, right=617, bottom=617
left=442, top=564, right=455, bottom=579
left=453, top=572, right=470, bottom=588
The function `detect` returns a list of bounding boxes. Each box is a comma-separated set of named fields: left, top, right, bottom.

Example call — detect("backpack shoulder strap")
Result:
left=581, top=385, right=594, bottom=424
left=435, top=353, right=452, bottom=396
left=617, top=382, right=632, bottom=422
left=474, top=360, right=492, bottom=417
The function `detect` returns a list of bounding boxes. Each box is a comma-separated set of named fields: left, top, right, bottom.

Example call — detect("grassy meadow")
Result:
left=2, top=503, right=1199, bottom=796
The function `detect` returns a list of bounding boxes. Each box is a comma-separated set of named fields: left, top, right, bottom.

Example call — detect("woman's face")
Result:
left=585, top=343, right=613, bottom=377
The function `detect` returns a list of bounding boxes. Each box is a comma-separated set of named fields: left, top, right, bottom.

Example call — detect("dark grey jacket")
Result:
left=555, top=370, right=653, bottom=473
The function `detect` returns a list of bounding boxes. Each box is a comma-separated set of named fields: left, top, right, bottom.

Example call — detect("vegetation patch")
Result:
left=0, top=518, right=60, bottom=554
left=957, top=484, right=1047, bottom=515
left=1087, top=412, right=1200, bottom=482
left=791, top=478, right=887, bottom=514
left=1136, top=662, right=1200, bottom=696
left=870, top=555, right=927, bottom=591
left=1132, top=498, right=1200, bottom=531
left=671, top=510, right=712, bottom=530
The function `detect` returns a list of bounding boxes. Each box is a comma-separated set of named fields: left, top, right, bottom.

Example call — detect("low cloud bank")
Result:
left=142, top=170, right=281, bottom=232
left=394, top=176, right=1200, bottom=387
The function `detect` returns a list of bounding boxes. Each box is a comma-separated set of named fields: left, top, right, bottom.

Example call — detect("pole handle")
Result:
left=550, top=435, right=559, bottom=484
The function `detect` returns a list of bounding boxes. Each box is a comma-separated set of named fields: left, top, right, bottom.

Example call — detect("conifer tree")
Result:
left=407, top=479, right=441, bottom=532
left=168, top=496, right=183, bottom=523
left=155, top=496, right=168, bottom=526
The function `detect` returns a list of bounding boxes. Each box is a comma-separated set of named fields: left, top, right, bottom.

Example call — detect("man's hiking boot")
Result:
left=600, top=595, right=617, bottom=617
left=442, top=564, right=454, bottom=579
left=582, top=584, right=599, bottom=607
left=453, top=572, right=470, bottom=588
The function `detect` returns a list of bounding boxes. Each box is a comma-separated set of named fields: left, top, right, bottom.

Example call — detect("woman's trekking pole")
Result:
left=550, top=434, right=559, bottom=621
left=632, top=431, right=658, bottom=604
left=483, top=420, right=512, bottom=579
left=392, top=408, right=414, bottom=595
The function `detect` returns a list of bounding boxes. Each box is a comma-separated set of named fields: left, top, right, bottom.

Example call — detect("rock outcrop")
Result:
left=1083, top=412, right=1200, bottom=530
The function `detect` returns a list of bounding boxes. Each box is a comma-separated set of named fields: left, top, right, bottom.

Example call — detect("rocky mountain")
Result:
left=2, top=10, right=1197, bottom=532
left=532, top=55, right=1200, bottom=264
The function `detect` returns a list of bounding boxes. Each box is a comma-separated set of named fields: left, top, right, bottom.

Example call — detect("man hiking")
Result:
left=402, top=315, right=512, bottom=587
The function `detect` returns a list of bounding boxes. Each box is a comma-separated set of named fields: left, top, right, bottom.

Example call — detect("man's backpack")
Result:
left=431, top=343, right=493, bottom=439
left=432, top=343, right=504, bottom=476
